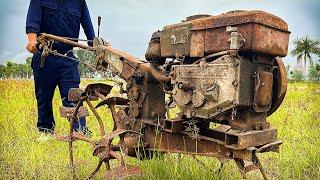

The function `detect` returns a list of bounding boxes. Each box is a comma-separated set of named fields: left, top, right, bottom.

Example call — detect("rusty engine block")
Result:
left=37, top=10, right=290, bottom=179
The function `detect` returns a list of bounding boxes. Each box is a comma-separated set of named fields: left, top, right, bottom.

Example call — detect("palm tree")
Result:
left=291, top=36, right=320, bottom=75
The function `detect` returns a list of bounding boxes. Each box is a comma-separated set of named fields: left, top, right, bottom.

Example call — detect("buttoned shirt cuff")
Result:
left=26, top=23, right=40, bottom=34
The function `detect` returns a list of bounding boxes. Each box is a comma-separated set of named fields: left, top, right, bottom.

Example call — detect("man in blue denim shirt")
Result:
left=26, top=0, right=95, bottom=140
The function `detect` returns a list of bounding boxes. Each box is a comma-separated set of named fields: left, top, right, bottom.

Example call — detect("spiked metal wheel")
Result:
left=57, top=83, right=142, bottom=179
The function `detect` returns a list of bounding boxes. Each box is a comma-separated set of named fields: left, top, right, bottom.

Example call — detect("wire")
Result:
left=47, top=49, right=95, bottom=69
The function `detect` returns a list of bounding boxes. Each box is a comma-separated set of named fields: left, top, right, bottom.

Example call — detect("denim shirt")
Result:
left=26, top=0, right=95, bottom=53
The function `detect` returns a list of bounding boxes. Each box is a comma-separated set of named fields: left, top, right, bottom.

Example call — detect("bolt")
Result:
left=232, top=81, right=238, bottom=88
left=178, top=82, right=184, bottom=89
left=225, top=152, right=231, bottom=157
left=232, top=100, right=238, bottom=105
left=173, top=89, right=177, bottom=95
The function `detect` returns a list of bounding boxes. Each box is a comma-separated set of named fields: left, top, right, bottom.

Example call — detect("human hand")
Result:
left=26, top=33, right=38, bottom=53
left=26, top=41, right=37, bottom=53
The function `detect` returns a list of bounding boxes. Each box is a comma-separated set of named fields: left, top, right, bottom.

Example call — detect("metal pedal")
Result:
left=68, top=88, right=84, bottom=102
left=68, top=88, right=98, bottom=102
left=84, top=83, right=113, bottom=97
left=59, top=106, right=89, bottom=118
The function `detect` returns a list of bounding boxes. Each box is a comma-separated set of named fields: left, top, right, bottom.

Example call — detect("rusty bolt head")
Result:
left=232, top=81, right=238, bottom=88
left=232, top=100, right=238, bottom=105
left=171, top=72, right=177, bottom=80
left=178, top=82, right=184, bottom=89
left=225, top=151, right=231, bottom=157
left=173, top=89, right=177, bottom=95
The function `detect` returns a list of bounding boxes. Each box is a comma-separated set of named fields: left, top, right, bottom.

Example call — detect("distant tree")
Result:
left=316, top=63, right=320, bottom=72
left=25, top=57, right=33, bottom=78
left=308, top=64, right=320, bottom=81
left=291, top=36, right=320, bottom=75
left=74, top=49, right=95, bottom=78
left=285, top=64, right=290, bottom=73
left=0, top=64, right=5, bottom=78
left=291, top=70, right=304, bottom=82
left=5, top=61, right=14, bottom=78
left=285, top=65, right=291, bottom=79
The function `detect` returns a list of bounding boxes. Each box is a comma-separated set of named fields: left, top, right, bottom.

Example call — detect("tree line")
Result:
left=0, top=49, right=112, bottom=79
left=290, top=36, right=320, bottom=82
left=0, top=58, right=33, bottom=79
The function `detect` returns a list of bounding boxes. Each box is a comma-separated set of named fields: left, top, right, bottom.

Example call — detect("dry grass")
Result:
left=0, top=80, right=319, bottom=179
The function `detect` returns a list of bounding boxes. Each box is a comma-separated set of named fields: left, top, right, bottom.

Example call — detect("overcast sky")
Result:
left=1, top=0, right=320, bottom=67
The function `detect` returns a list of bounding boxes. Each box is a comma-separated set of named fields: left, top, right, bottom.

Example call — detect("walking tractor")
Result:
left=37, top=10, right=290, bottom=179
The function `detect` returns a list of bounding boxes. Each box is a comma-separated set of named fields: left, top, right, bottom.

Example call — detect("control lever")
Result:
left=98, top=16, right=102, bottom=38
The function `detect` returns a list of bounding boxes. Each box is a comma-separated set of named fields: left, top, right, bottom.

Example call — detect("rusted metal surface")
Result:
left=160, top=22, right=192, bottom=57
left=37, top=9, right=291, bottom=180
left=253, top=69, right=273, bottom=112
left=267, top=58, right=288, bottom=116
left=68, top=88, right=98, bottom=101
left=170, top=55, right=265, bottom=119
left=39, top=33, right=94, bottom=50
left=159, top=10, right=290, bottom=58
left=59, top=106, right=89, bottom=118
left=84, top=83, right=113, bottom=97
left=190, top=18, right=206, bottom=57
left=171, top=55, right=239, bottom=118
left=225, top=128, right=277, bottom=150
left=142, top=119, right=277, bottom=150
left=163, top=119, right=185, bottom=133
left=205, top=10, right=290, bottom=57
left=145, top=31, right=162, bottom=63
left=256, top=140, right=282, bottom=153
left=68, top=88, right=84, bottom=101
left=86, top=98, right=106, bottom=136
left=56, top=85, right=143, bottom=179
left=95, top=97, right=130, bottom=109
left=144, top=124, right=234, bottom=158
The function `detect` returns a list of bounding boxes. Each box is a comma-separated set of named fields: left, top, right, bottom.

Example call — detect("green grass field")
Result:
left=0, top=80, right=319, bottom=180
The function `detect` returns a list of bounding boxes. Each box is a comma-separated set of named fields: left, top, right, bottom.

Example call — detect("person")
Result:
left=26, top=0, right=95, bottom=141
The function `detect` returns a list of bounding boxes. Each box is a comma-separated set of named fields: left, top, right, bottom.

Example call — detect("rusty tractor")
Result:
left=37, top=10, right=290, bottom=179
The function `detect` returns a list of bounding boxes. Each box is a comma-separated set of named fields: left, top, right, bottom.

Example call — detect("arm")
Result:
left=80, top=0, right=95, bottom=46
left=26, top=0, right=42, bottom=53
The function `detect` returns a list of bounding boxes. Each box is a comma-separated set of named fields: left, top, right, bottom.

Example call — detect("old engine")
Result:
left=145, top=10, right=289, bottom=131
left=38, top=10, right=290, bottom=180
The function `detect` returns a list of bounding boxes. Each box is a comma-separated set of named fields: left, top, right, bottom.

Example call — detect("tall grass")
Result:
left=0, top=80, right=319, bottom=179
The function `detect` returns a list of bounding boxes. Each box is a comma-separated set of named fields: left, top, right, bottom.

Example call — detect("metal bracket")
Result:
left=226, top=26, right=246, bottom=50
